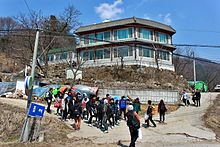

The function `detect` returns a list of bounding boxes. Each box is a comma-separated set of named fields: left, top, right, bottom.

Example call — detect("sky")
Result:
left=1, top=0, right=220, bottom=62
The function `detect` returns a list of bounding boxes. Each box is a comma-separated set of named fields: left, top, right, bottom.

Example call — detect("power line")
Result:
left=174, top=44, right=220, bottom=48
left=1, top=29, right=220, bottom=64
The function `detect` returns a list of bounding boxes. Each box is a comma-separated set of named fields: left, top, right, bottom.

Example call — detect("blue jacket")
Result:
left=119, top=99, right=126, bottom=109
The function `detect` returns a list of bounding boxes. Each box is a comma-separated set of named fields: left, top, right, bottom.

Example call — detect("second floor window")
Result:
left=139, top=28, right=153, bottom=40
left=157, top=32, right=168, bottom=43
left=114, top=28, right=133, bottom=40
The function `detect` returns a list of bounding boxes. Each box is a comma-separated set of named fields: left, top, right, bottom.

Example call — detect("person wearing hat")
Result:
left=126, top=105, right=140, bottom=147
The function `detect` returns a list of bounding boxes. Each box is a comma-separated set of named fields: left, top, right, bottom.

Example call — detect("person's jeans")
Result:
left=46, top=100, right=52, bottom=113
left=129, top=128, right=138, bottom=147
left=120, top=108, right=126, bottom=120
left=159, top=112, right=165, bottom=122
left=146, top=115, right=156, bottom=127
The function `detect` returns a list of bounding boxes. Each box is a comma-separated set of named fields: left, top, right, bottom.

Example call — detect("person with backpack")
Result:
left=119, top=96, right=127, bottom=120
left=71, top=98, right=82, bottom=130
left=96, top=99, right=104, bottom=129
left=158, top=99, right=167, bottom=123
left=126, top=105, right=140, bottom=147
left=102, top=99, right=109, bottom=133
left=45, top=88, right=53, bottom=113
left=82, top=95, right=89, bottom=120
left=61, top=91, right=69, bottom=121
left=145, top=100, right=156, bottom=127
left=133, top=98, right=141, bottom=114
left=113, top=100, right=120, bottom=125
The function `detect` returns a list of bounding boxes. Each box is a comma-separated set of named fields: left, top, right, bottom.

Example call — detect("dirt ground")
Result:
left=1, top=93, right=220, bottom=147
left=203, top=94, right=220, bottom=140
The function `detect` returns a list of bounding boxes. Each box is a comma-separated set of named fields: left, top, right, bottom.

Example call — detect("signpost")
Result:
left=28, top=103, right=45, bottom=118
left=20, top=29, right=40, bottom=142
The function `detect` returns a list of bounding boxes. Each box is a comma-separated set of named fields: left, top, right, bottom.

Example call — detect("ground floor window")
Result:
left=158, top=50, right=170, bottom=61
left=138, top=46, right=154, bottom=58
left=82, top=48, right=110, bottom=60
left=82, top=50, right=95, bottom=61
left=114, top=46, right=133, bottom=58
left=48, top=55, right=54, bottom=61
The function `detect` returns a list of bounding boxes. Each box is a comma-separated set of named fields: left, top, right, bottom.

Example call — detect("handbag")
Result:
left=138, top=128, right=142, bottom=140
left=144, top=113, right=149, bottom=120
left=54, top=102, right=60, bottom=108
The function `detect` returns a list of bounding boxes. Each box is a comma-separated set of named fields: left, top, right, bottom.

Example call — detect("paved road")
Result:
left=1, top=93, right=220, bottom=147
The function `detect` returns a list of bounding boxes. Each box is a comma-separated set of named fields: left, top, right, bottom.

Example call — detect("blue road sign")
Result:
left=28, top=103, right=45, bottom=118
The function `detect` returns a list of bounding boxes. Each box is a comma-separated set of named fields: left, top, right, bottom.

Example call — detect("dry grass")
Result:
left=203, top=94, right=220, bottom=140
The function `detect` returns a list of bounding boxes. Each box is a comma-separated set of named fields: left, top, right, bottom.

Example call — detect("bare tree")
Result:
left=173, top=47, right=195, bottom=79
left=2, top=5, right=81, bottom=76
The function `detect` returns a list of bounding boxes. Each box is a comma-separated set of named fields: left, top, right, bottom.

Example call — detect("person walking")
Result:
left=145, top=100, right=156, bottom=127
left=45, top=88, right=53, bottom=113
left=133, top=98, right=141, bottom=114
left=126, top=105, right=140, bottom=147
left=71, top=98, right=82, bottom=130
left=195, top=89, right=201, bottom=107
left=158, top=99, right=167, bottom=123
left=119, top=96, right=127, bottom=120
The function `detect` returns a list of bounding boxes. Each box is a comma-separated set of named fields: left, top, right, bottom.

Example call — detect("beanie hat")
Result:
left=127, top=105, right=134, bottom=111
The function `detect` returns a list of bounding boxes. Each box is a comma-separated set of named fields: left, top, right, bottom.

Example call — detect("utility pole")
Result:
left=193, top=52, right=196, bottom=90
left=20, top=29, right=40, bottom=142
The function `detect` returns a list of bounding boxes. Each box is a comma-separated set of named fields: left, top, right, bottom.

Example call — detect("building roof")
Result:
left=75, top=17, right=176, bottom=34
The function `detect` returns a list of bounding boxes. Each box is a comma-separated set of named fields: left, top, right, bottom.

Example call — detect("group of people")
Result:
left=44, top=87, right=168, bottom=147
left=181, top=89, right=201, bottom=107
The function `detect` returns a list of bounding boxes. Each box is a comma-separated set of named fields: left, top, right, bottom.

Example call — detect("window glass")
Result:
left=157, top=33, right=167, bottom=43
left=104, top=32, right=111, bottom=41
left=118, top=29, right=128, bottom=39
left=114, top=30, right=117, bottom=40
left=129, top=46, right=133, bottom=56
left=114, top=48, right=118, bottom=57
left=158, top=50, right=170, bottom=61
left=128, top=28, right=133, bottom=38
left=60, top=52, right=68, bottom=60
left=83, top=35, right=89, bottom=44
left=56, top=53, right=61, bottom=60
left=140, top=28, right=151, bottom=40
left=89, top=50, right=94, bottom=60
left=96, top=33, right=103, bottom=42
left=82, top=51, right=89, bottom=60
left=138, top=46, right=154, bottom=58
left=118, top=46, right=128, bottom=57
left=89, top=34, right=95, bottom=44
left=48, top=55, right=54, bottom=61
left=104, top=49, right=110, bottom=59
left=96, top=50, right=103, bottom=59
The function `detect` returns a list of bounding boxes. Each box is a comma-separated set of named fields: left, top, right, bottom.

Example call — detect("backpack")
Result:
left=97, top=103, right=104, bottom=113
left=127, top=111, right=140, bottom=129
left=160, top=104, right=166, bottom=112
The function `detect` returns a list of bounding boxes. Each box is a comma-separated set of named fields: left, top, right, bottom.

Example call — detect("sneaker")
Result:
left=104, top=130, right=108, bottom=133
left=88, top=124, right=92, bottom=127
